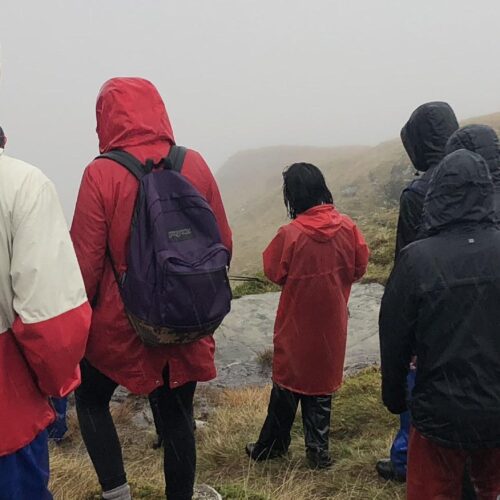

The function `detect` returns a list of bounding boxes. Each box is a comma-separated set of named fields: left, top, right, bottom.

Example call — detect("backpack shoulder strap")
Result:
left=96, top=150, right=146, bottom=180
left=165, top=146, right=187, bottom=173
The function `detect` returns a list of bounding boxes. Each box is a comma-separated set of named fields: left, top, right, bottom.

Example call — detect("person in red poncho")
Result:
left=246, top=163, right=369, bottom=469
left=71, top=78, right=232, bottom=500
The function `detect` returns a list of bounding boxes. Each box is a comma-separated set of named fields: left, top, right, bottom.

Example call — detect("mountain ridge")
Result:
left=218, top=111, right=500, bottom=274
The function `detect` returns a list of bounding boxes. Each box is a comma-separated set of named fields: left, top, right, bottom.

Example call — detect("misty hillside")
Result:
left=218, top=111, right=500, bottom=274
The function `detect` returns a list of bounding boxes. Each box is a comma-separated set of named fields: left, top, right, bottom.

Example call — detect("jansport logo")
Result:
left=168, top=228, right=194, bottom=242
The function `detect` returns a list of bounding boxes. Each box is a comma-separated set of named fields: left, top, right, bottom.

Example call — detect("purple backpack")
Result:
left=98, top=146, right=232, bottom=346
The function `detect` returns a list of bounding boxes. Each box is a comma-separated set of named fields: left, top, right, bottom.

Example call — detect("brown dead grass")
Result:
left=49, top=368, right=405, bottom=499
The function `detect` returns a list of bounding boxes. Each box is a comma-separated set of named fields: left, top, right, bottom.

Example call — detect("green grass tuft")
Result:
left=231, top=273, right=281, bottom=299
left=256, top=348, right=274, bottom=370
left=356, top=209, right=397, bottom=285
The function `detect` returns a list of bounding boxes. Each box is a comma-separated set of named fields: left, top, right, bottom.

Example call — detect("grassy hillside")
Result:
left=49, top=369, right=405, bottom=500
left=218, top=111, right=500, bottom=279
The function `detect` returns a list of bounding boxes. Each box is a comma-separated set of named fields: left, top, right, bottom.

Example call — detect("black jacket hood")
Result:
left=445, top=124, right=500, bottom=180
left=423, top=149, right=495, bottom=234
left=401, top=102, right=459, bottom=172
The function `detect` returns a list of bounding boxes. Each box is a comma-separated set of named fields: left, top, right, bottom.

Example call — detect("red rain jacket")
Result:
left=71, top=78, right=232, bottom=394
left=264, top=205, right=369, bottom=395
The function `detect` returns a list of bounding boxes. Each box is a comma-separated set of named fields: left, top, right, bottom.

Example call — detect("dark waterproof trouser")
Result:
left=75, top=359, right=197, bottom=500
left=0, top=430, right=52, bottom=500
left=256, top=384, right=332, bottom=453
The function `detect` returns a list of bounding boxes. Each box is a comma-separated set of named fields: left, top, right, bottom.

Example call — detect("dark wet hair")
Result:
left=0, top=127, right=5, bottom=149
left=282, top=162, right=334, bottom=219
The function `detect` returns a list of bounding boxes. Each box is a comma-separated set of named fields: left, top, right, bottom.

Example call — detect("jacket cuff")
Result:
left=385, top=401, right=408, bottom=415
left=382, top=385, right=408, bottom=415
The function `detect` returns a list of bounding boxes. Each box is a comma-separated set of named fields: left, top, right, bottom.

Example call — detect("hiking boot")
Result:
left=375, top=459, right=406, bottom=482
left=245, top=442, right=287, bottom=462
left=306, top=449, right=333, bottom=469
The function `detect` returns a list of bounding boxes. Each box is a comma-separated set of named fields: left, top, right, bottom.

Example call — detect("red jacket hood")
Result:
left=292, top=204, right=343, bottom=242
left=96, top=77, right=175, bottom=153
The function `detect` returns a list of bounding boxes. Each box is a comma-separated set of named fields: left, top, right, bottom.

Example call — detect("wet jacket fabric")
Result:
left=0, top=151, right=90, bottom=456
left=446, top=124, right=500, bottom=222
left=71, top=78, right=232, bottom=394
left=396, top=102, right=459, bottom=255
left=380, top=149, right=500, bottom=449
left=264, top=204, right=369, bottom=396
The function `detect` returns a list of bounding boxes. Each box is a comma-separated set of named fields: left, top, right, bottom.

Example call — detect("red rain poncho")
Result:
left=264, top=204, right=369, bottom=395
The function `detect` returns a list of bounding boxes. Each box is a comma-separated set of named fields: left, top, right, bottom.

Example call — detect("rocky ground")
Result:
left=81, top=283, right=384, bottom=499
left=213, top=282, right=384, bottom=388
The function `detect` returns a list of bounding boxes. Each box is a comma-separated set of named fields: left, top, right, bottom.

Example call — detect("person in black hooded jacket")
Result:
left=0, top=126, right=6, bottom=149
left=380, top=149, right=500, bottom=499
left=395, top=101, right=459, bottom=255
left=376, top=102, right=459, bottom=482
left=446, top=124, right=500, bottom=222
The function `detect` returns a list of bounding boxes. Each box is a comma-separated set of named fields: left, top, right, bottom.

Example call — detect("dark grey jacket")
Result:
left=380, top=149, right=500, bottom=449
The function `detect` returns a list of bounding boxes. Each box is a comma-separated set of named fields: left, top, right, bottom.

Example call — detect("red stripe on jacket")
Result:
left=0, top=301, right=91, bottom=456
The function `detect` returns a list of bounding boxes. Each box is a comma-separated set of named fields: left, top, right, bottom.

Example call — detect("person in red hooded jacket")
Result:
left=71, top=78, right=232, bottom=500
left=246, top=163, right=369, bottom=469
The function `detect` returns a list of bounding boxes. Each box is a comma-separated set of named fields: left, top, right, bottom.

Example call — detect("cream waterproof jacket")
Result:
left=0, top=148, right=90, bottom=456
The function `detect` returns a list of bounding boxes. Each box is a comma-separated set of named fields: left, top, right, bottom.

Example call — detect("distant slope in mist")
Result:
left=217, top=145, right=370, bottom=212
left=218, top=112, right=500, bottom=274
left=217, top=145, right=371, bottom=273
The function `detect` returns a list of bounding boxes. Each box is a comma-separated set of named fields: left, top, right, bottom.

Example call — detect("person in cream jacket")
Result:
left=0, top=92, right=90, bottom=499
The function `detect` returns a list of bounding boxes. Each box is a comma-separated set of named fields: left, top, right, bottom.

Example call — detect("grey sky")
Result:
left=1, top=0, right=500, bottom=217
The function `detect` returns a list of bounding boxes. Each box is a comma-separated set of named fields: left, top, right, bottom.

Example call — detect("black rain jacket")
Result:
left=395, top=102, right=459, bottom=256
left=446, top=124, right=500, bottom=222
left=380, top=149, right=500, bottom=449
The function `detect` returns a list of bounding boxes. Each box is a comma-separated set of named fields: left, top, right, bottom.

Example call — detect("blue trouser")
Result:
left=390, top=369, right=416, bottom=477
left=0, top=430, right=52, bottom=500
left=47, top=397, right=68, bottom=441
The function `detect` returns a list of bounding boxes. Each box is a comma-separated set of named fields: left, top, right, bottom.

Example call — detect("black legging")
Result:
left=75, top=359, right=197, bottom=500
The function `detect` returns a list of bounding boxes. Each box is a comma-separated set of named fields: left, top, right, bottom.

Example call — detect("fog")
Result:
left=1, top=0, right=500, bottom=217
